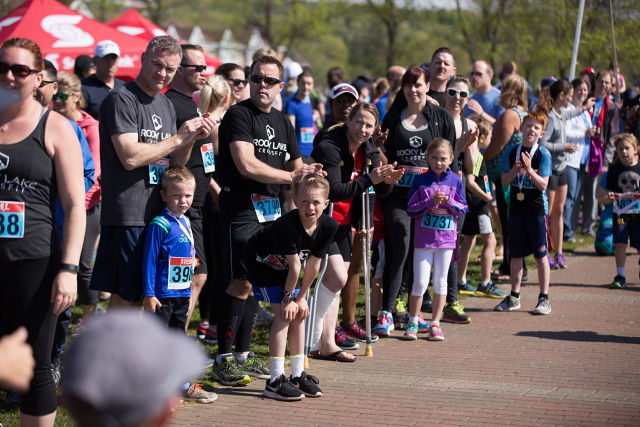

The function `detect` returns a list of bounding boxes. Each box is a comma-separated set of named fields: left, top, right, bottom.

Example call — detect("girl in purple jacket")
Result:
left=406, top=138, right=468, bottom=341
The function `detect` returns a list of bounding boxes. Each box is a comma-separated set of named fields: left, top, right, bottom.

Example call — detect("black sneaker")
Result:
left=421, top=294, right=433, bottom=313
left=610, top=275, right=626, bottom=289
left=264, top=374, right=305, bottom=401
left=290, top=371, right=323, bottom=397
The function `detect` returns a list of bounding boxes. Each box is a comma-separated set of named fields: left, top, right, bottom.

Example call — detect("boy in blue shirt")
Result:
left=496, top=112, right=553, bottom=315
left=142, top=166, right=218, bottom=403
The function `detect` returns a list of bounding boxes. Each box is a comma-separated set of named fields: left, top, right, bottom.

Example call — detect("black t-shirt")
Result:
left=606, top=161, right=640, bottom=225
left=249, top=210, right=338, bottom=268
left=427, top=89, right=446, bottom=108
left=500, top=144, right=552, bottom=216
left=218, top=99, right=301, bottom=220
left=165, top=89, right=214, bottom=208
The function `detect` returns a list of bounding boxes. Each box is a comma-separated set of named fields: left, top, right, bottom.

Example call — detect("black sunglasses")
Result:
left=469, top=71, right=483, bottom=77
left=39, top=80, right=56, bottom=88
left=181, top=63, right=207, bottom=73
left=52, top=93, right=70, bottom=101
left=249, top=74, right=281, bottom=86
left=228, top=78, right=248, bottom=86
left=0, top=61, right=39, bottom=78
left=446, top=88, right=469, bottom=98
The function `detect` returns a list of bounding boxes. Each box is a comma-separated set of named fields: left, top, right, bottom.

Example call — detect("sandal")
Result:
left=311, top=350, right=356, bottom=363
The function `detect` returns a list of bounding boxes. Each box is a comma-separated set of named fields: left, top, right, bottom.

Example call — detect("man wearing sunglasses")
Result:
left=81, top=40, right=125, bottom=120
left=466, top=60, right=505, bottom=125
left=212, top=55, right=324, bottom=386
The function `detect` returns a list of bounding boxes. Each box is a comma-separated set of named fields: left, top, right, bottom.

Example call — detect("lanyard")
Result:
left=165, top=209, right=194, bottom=251
left=515, top=142, right=538, bottom=192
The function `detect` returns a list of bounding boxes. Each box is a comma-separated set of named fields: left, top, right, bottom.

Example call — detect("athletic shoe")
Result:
left=183, top=382, right=218, bottom=404
left=533, top=297, right=552, bottom=315
left=373, top=310, right=395, bottom=337
left=442, top=301, right=471, bottom=324
left=428, top=323, right=445, bottom=341
left=197, top=323, right=218, bottom=344
left=547, top=253, right=558, bottom=270
left=264, top=374, right=304, bottom=401
left=610, top=275, right=626, bottom=289
left=335, top=326, right=360, bottom=350
left=403, top=321, right=418, bottom=340
left=238, top=352, right=270, bottom=379
left=256, top=305, right=275, bottom=323
left=290, top=371, right=323, bottom=397
left=458, top=280, right=477, bottom=295
left=494, top=295, right=521, bottom=312
left=421, top=294, right=433, bottom=313
left=211, top=356, right=251, bottom=386
left=475, top=281, right=507, bottom=299
left=395, top=297, right=408, bottom=317
left=555, top=252, right=567, bottom=269
left=196, top=322, right=208, bottom=339
left=403, top=313, right=429, bottom=333
left=342, top=321, right=379, bottom=343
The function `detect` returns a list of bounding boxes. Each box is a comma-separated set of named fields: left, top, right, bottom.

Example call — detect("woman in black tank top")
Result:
left=0, top=38, right=85, bottom=422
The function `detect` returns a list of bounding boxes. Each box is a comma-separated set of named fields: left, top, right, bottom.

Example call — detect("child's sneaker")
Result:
left=428, top=323, right=444, bottom=341
left=554, top=252, right=567, bottom=269
left=342, top=321, right=379, bottom=343
left=395, top=297, right=408, bottom=317
left=196, top=322, right=208, bottom=339
left=264, top=374, right=304, bottom=401
left=290, top=371, right=323, bottom=397
left=533, top=297, right=552, bottom=315
left=547, top=253, right=558, bottom=270
left=238, top=352, right=270, bottom=379
left=402, top=321, right=418, bottom=340
left=494, top=295, right=521, bottom=312
left=421, top=294, right=433, bottom=313
left=610, top=275, right=626, bottom=289
left=373, top=310, right=395, bottom=337
left=197, top=323, right=218, bottom=344
left=211, top=356, right=251, bottom=386
left=475, top=281, right=506, bottom=299
left=335, top=326, right=359, bottom=350
left=458, top=280, right=477, bottom=295
left=442, top=301, right=471, bottom=324
left=403, top=313, right=430, bottom=332
left=183, top=382, right=218, bottom=404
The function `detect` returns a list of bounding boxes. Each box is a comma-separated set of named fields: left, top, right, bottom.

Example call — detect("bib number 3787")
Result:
left=251, top=194, right=281, bottom=223
left=0, top=201, right=24, bottom=238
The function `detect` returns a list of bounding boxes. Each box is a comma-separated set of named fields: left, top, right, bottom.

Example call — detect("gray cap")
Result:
left=61, top=310, right=205, bottom=426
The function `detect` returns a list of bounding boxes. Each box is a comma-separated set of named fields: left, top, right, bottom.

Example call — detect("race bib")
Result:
left=616, top=198, right=640, bottom=215
left=148, top=158, right=170, bottom=185
left=397, top=166, right=428, bottom=188
left=167, top=256, right=193, bottom=290
left=200, top=143, right=215, bottom=173
left=483, top=175, right=491, bottom=194
left=0, top=201, right=24, bottom=238
left=421, top=211, right=454, bottom=230
left=251, top=194, right=281, bottom=223
left=300, top=127, right=314, bottom=144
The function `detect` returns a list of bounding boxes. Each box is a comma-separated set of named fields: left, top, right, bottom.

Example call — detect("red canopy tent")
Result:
left=108, top=9, right=222, bottom=73
left=0, top=0, right=149, bottom=80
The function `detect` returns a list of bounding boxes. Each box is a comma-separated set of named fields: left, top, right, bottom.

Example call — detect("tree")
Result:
left=365, top=0, right=414, bottom=68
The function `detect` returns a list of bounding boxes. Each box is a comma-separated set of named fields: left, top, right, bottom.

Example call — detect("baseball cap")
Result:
left=540, top=75, right=557, bottom=89
left=94, top=40, right=120, bottom=58
left=61, top=310, right=205, bottom=426
left=329, top=83, right=358, bottom=100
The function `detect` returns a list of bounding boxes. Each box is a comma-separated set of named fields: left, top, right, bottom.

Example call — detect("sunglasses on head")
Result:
left=0, top=61, right=39, bottom=78
left=180, top=63, right=207, bottom=73
left=39, top=80, right=56, bottom=88
left=446, top=88, right=469, bottom=98
left=249, top=74, right=281, bottom=86
left=52, top=93, right=70, bottom=101
left=228, top=78, right=248, bottom=86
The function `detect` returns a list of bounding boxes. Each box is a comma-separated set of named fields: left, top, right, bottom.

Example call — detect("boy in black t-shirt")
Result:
left=246, top=174, right=337, bottom=401
left=497, top=112, right=553, bottom=315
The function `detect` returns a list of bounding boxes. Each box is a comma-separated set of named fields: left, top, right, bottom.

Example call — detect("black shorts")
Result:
left=247, top=257, right=288, bottom=288
left=508, top=215, right=549, bottom=259
left=612, top=222, right=640, bottom=249
left=548, top=169, right=568, bottom=190
left=90, top=225, right=146, bottom=302
left=186, top=206, right=207, bottom=275
left=154, top=297, right=190, bottom=330
left=462, top=212, right=493, bottom=236
left=326, top=224, right=352, bottom=262
left=224, top=220, right=265, bottom=281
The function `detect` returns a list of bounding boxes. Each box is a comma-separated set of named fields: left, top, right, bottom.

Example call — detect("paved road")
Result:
left=171, top=248, right=640, bottom=426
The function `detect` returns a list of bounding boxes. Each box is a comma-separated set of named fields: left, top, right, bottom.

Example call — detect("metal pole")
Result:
left=361, top=179, right=373, bottom=357
left=568, top=0, right=586, bottom=80
left=608, top=0, right=620, bottom=102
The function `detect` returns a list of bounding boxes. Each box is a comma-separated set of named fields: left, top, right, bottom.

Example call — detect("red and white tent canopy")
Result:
left=0, top=0, right=149, bottom=80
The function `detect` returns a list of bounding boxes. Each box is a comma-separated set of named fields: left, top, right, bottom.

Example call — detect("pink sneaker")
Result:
left=428, top=323, right=444, bottom=341
left=547, top=253, right=558, bottom=270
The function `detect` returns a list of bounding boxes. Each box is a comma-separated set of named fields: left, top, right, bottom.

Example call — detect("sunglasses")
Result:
left=469, top=71, right=483, bottom=77
left=39, top=80, right=56, bottom=88
left=228, top=78, right=248, bottom=87
left=0, top=61, right=39, bottom=78
left=249, top=74, right=281, bottom=86
left=180, top=63, right=207, bottom=73
left=446, top=88, right=469, bottom=98
left=52, top=93, right=70, bottom=101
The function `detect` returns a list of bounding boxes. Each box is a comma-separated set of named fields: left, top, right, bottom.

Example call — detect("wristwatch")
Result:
left=280, top=291, right=296, bottom=304
left=60, top=263, right=79, bottom=273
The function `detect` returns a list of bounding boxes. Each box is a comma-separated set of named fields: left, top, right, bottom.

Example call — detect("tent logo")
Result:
left=0, top=153, right=9, bottom=171
left=41, top=15, right=94, bottom=48
left=409, top=136, right=422, bottom=148
left=266, top=125, right=275, bottom=140
left=152, top=115, right=162, bottom=131
left=0, top=17, right=21, bottom=31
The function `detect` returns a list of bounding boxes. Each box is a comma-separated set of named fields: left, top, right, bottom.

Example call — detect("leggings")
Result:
left=77, top=203, right=100, bottom=306
left=413, top=248, right=453, bottom=297
left=382, top=198, right=413, bottom=311
left=0, top=255, right=60, bottom=416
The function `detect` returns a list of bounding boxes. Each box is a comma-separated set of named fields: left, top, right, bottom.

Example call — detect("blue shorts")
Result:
left=253, top=286, right=300, bottom=304
left=508, top=215, right=549, bottom=259
left=612, top=221, right=640, bottom=249
left=89, top=225, right=146, bottom=302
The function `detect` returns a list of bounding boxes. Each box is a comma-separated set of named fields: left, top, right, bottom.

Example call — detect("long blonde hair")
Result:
left=499, top=74, right=528, bottom=109
left=200, top=75, right=230, bottom=114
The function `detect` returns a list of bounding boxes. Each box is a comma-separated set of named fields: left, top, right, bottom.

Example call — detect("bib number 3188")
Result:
left=0, top=201, right=24, bottom=238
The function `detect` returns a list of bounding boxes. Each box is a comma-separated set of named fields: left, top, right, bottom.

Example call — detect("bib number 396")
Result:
left=0, top=201, right=24, bottom=238
left=167, top=256, right=193, bottom=290
left=251, top=194, right=281, bottom=223
left=149, top=158, right=170, bottom=185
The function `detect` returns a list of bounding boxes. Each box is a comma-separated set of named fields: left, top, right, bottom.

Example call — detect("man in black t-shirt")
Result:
left=211, top=55, right=324, bottom=386
left=81, top=40, right=125, bottom=119
left=165, top=44, right=215, bottom=331
left=427, top=47, right=457, bottom=107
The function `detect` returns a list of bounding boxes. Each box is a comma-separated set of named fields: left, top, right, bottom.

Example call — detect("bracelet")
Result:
left=60, top=263, right=79, bottom=273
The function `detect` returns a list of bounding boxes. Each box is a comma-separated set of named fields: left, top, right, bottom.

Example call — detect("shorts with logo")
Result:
left=462, top=212, right=493, bottom=236
left=253, top=286, right=300, bottom=304
left=612, top=221, right=640, bottom=249
left=186, top=206, right=207, bottom=275
left=90, top=225, right=146, bottom=302
left=508, top=214, right=549, bottom=259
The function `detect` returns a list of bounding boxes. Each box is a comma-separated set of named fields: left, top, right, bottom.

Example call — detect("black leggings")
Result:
left=0, top=255, right=60, bottom=416
left=382, top=200, right=414, bottom=312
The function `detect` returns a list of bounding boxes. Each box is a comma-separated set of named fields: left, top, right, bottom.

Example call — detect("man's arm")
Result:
left=230, top=140, right=295, bottom=184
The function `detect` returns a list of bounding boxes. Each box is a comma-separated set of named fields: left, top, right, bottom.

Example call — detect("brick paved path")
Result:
left=171, top=249, right=640, bottom=426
